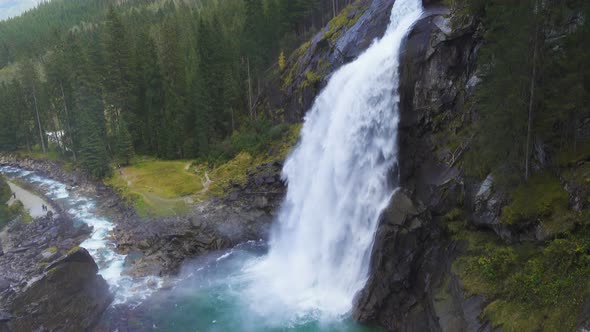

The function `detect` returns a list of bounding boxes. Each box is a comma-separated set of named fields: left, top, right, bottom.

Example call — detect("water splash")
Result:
left=245, top=0, right=423, bottom=323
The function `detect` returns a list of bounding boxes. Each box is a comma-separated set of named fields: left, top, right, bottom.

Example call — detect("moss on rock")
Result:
left=501, top=173, right=569, bottom=226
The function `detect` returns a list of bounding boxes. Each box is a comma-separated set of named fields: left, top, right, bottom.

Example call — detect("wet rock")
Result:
left=40, top=249, right=58, bottom=262
left=0, top=277, right=9, bottom=292
left=0, top=311, right=12, bottom=322
left=113, top=198, right=276, bottom=276
left=353, top=190, right=444, bottom=331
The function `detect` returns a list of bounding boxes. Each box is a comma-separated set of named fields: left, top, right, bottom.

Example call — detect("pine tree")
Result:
left=470, top=0, right=543, bottom=183
left=159, top=16, right=186, bottom=159
left=103, top=6, right=135, bottom=147
left=72, top=42, right=111, bottom=178
left=19, top=58, right=46, bottom=154
left=115, top=119, right=134, bottom=165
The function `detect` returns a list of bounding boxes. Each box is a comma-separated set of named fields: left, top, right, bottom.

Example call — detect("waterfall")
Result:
left=246, top=0, right=423, bottom=323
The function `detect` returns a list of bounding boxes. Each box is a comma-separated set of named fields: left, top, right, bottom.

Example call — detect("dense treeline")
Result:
left=0, top=0, right=116, bottom=67
left=459, top=0, right=590, bottom=184
left=0, top=0, right=355, bottom=177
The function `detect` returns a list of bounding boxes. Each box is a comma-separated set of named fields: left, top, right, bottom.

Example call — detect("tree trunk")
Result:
left=230, top=107, right=235, bottom=133
left=247, top=57, right=253, bottom=119
left=60, top=83, right=77, bottom=161
left=525, top=6, right=540, bottom=181
left=332, top=0, right=337, bottom=18
left=32, top=85, right=46, bottom=154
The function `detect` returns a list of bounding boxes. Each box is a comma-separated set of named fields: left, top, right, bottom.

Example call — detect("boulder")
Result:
left=3, top=248, right=112, bottom=332
left=353, top=190, right=443, bottom=331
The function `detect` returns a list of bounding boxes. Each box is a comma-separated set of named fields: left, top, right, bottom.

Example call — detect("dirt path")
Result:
left=6, top=180, right=54, bottom=218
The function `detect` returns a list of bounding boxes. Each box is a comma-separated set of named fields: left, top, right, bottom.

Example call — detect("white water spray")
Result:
left=247, top=0, right=423, bottom=323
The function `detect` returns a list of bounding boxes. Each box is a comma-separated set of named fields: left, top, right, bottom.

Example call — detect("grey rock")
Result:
left=0, top=311, right=12, bottom=322
left=0, top=277, right=10, bottom=292
left=353, top=6, right=493, bottom=332
left=4, top=248, right=112, bottom=332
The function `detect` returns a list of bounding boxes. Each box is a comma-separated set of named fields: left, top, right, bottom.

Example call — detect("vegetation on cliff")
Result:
left=436, top=1, right=590, bottom=330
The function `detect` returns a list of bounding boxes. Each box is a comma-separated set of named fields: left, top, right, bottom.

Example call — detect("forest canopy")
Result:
left=0, top=0, right=355, bottom=177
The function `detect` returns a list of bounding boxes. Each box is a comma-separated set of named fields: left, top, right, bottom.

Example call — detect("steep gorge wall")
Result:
left=353, top=8, right=486, bottom=332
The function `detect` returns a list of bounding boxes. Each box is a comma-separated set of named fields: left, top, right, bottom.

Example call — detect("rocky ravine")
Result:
left=271, top=0, right=590, bottom=331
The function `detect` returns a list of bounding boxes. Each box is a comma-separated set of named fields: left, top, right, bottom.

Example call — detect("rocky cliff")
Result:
left=353, top=6, right=487, bottom=331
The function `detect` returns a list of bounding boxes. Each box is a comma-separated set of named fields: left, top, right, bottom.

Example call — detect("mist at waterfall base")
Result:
left=1, top=0, right=422, bottom=330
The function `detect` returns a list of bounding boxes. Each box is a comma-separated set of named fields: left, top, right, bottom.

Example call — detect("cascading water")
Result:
left=246, top=0, right=423, bottom=323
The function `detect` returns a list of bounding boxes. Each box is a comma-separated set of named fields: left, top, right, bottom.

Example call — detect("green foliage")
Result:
left=205, top=118, right=300, bottom=165
left=321, top=1, right=365, bottom=43
left=0, top=0, right=357, bottom=176
left=465, top=0, right=590, bottom=183
left=0, top=175, right=11, bottom=202
left=302, top=70, right=322, bottom=88
left=66, top=246, right=81, bottom=256
left=468, top=0, right=540, bottom=181
left=0, top=176, right=14, bottom=230
left=507, top=237, right=590, bottom=308
left=452, top=211, right=590, bottom=331
left=278, top=51, right=286, bottom=71
left=501, top=173, right=569, bottom=226
left=477, top=246, right=518, bottom=281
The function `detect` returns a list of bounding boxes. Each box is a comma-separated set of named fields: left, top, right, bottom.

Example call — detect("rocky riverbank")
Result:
left=0, top=203, right=112, bottom=331
left=0, top=154, right=285, bottom=278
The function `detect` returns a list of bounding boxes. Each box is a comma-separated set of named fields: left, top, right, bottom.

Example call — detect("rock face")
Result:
left=256, top=1, right=491, bottom=330
left=3, top=248, right=112, bottom=332
left=262, top=0, right=399, bottom=122
left=0, top=214, right=112, bottom=332
left=353, top=190, right=446, bottom=331
left=265, top=1, right=492, bottom=330
left=352, top=9, right=487, bottom=332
